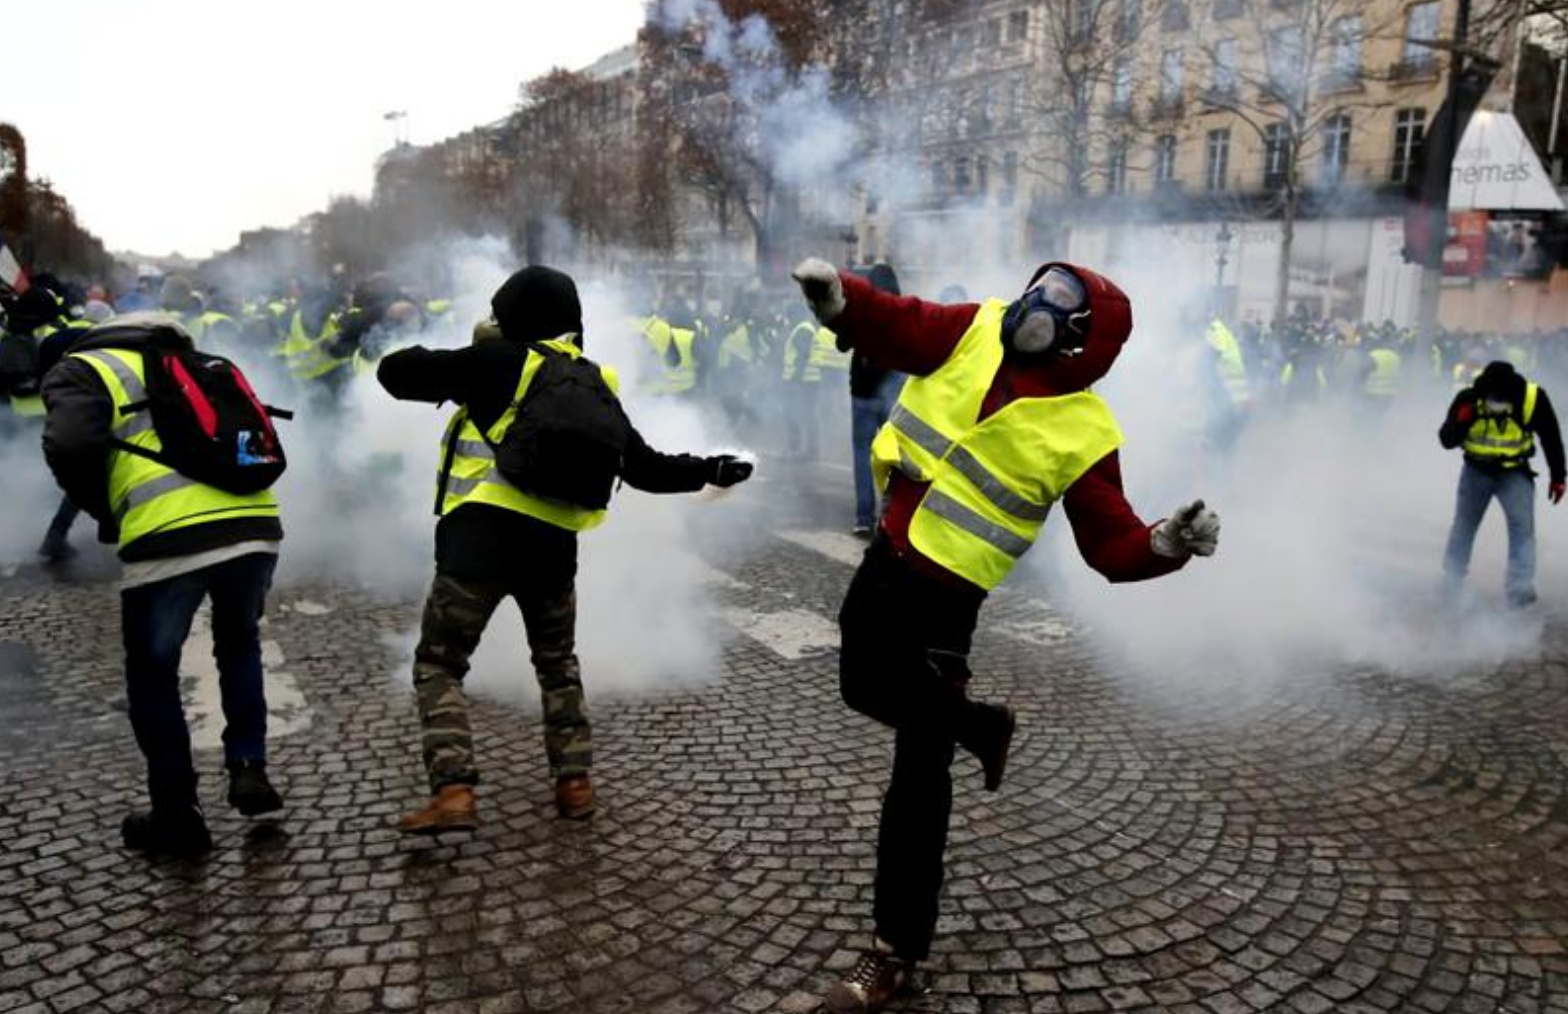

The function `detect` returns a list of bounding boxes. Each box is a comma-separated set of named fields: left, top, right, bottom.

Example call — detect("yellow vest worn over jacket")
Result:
left=1463, top=383, right=1539, bottom=468
left=639, top=317, right=697, bottom=394
left=278, top=309, right=345, bottom=381
left=1206, top=320, right=1249, bottom=406
left=870, top=299, right=1124, bottom=591
left=1366, top=349, right=1402, bottom=398
left=437, top=337, right=620, bottom=533
left=69, top=348, right=280, bottom=553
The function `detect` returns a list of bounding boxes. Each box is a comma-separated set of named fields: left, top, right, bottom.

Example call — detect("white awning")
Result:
left=1449, top=111, right=1565, bottom=212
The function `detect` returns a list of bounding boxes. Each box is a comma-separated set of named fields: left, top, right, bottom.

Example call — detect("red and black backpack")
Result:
left=108, top=324, right=293, bottom=494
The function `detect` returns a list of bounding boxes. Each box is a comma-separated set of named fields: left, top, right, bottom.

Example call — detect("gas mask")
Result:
left=1483, top=397, right=1513, bottom=417
left=1000, top=267, right=1091, bottom=357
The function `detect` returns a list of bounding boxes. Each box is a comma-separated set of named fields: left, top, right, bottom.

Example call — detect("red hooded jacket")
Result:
left=831, top=265, right=1185, bottom=589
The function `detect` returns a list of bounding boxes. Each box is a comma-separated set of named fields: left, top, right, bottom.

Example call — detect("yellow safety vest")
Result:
left=184, top=311, right=236, bottom=345
left=783, top=322, right=820, bottom=382
left=869, top=299, right=1124, bottom=591
left=719, top=323, right=753, bottom=369
left=1206, top=320, right=1249, bottom=406
left=1366, top=349, right=1402, bottom=398
left=639, top=317, right=696, bottom=394
left=68, top=348, right=279, bottom=551
left=278, top=309, right=345, bottom=381
left=437, top=337, right=620, bottom=533
left=1463, top=383, right=1539, bottom=468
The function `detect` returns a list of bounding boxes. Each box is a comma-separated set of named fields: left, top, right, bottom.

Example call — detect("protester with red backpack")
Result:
left=40, top=311, right=292, bottom=857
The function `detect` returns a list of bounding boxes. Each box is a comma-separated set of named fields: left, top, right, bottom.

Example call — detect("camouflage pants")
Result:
left=412, top=571, right=590, bottom=793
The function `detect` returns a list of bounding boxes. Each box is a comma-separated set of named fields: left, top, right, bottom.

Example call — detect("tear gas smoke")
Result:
left=221, top=239, right=755, bottom=705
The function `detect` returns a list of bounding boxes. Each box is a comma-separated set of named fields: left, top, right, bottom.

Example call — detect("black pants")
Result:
left=838, top=537, right=987, bottom=961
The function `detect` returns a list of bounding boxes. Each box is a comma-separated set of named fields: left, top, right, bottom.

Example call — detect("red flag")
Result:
left=0, top=231, right=29, bottom=294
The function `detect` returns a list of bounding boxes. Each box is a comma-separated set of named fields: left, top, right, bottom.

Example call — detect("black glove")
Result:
left=709, top=455, right=754, bottom=488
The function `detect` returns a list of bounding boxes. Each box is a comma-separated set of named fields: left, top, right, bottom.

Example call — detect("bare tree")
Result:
left=1022, top=0, right=1167, bottom=201
left=1189, top=0, right=1410, bottom=323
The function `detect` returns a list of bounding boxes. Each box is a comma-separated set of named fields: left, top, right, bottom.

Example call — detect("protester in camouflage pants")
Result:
left=413, top=571, right=591, bottom=790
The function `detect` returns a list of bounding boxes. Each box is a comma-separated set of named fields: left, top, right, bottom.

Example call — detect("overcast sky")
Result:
left=1, top=0, right=647, bottom=259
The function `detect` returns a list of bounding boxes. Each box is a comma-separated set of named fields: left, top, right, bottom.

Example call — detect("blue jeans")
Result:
left=121, top=552, right=277, bottom=810
left=1442, top=462, right=1537, bottom=602
left=851, top=375, right=904, bottom=528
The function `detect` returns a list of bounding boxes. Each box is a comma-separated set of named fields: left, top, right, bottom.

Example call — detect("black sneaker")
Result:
left=121, top=806, right=212, bottom=858
left=228, top=761, right=284, bottom=816
left=37, top=539, right=78, bottom=563
left=823, top=946, right=915, bottom=1013
left=968, top=704, right=1016, bottom=792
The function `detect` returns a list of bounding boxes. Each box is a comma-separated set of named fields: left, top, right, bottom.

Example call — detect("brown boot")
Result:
left=396, top=785, right=478, bottom=835
left=554, top=774, right=595, bottom=820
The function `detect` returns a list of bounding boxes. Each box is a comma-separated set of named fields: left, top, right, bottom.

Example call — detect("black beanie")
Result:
left=1475, top=360, right=1524, bottom=399
left=490, top=266, right=583, bottom=345
left=865, top=263, right=901, bottom=296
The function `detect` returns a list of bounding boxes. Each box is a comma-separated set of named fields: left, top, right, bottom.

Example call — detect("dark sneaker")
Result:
left=37, top=539, right=78, bottom=563
left=1507, top=590, right=1538, bottom=609
left=962, top=703, right=1015, bottom=792
left=228, top=761, right=284, bottom=816
left=396, top=785, right=478, bottom=836
left=554, top=774, right=595, bottom=820
left=823, top=947, right=915, bottom=1013
left=121, top=806, right=212, bottom=858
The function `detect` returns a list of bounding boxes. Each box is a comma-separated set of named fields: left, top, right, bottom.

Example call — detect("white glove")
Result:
left=1151, top=500, right=1221, bottom=559
left=790, top=257, right=846, bottom=324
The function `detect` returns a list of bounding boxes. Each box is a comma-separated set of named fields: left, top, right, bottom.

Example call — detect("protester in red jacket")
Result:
left=791, top=257, right=1221, bottom=1013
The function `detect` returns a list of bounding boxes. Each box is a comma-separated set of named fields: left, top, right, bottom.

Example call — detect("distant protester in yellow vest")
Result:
left=377, top=266, right=753, bottom=835
left=790, top=256, right=1222, bottom=1014
left=40, top=312, right=290, bottom=860
left=1439, top=360, right=1566, bottom=608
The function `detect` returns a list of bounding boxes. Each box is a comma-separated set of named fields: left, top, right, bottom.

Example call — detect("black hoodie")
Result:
left=1439, top=361, right=1567, bottom=484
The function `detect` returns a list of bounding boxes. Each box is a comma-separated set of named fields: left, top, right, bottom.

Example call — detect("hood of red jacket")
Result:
left=1015, top=262, right=1132, bottom=393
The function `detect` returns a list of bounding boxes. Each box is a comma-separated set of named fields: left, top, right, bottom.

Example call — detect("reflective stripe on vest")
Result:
left=870, top=299, right=1123, bottom=590
left=1462, top=383, right=1539, bottom=466
left=436, top=337, right=618, bottom=532
left=71, top=349, right=278, bottom=549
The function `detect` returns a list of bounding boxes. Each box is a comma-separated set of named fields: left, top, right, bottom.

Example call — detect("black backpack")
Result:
left=110, top=327, right=293, bottom=495
left=0, top=331, right=42, bottom=397
left=484, top=346, right=629, bottom=510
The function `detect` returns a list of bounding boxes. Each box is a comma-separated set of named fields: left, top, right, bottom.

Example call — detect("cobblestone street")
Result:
left=1, top=468, right=1566, bottom=1014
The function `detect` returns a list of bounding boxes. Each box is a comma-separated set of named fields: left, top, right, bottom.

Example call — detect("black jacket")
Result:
left=378, top=338, right=713, bottom=586
left=1440, top=383, right=1567, bottom=484
left=41, top=330, right=285, bottom=561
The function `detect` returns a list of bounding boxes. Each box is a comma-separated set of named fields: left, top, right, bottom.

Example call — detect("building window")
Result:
left=931, top=162, right=946, bottom=197
left=1001, top=150, right=1019, bottom=206
left=977, top=84, right=994, bottom=133
left=1403, top=2, right=1441, bottom=72
left=1117, top=0, right=1142, bottom=40
left=1268, top=26, right=1305, bottom=98
left=1007, top=10, right=1029, bottom=42
left=1321, top=113, right=1351, bottom=183
left=984, top=18, right=1002, bottom=47
left=1213, top=0, right=1243, bottom=18
left=1162, top=0, right=1189, bottom=30
left=1264, top=122, right=1291, bottom=188
left=1330, top=16, right=1363, bottom=88
left=1107, top=141, right=1129, bottom=194
left=977, top=154, right=991, bottom=196
left=954, top=157, right=972, bottom=194
left=1006, top=79, right=1025, bottom=126
left=1160, top=48, right=1185, bottom=104
left=1112, top=59, right=1133, bottom=112
left=1074, top=76, right=1092, bottom=123
left=1391, top=107, right=1426, bottom=183
left=1154, top=134, right=1177, bottom=184
left=1213, top=38, right=1237, bottom=96
left=1205, top=128, right=1230, bottom=191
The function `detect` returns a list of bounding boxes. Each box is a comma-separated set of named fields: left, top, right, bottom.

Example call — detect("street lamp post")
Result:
left=1214, top=221, right=1234, bottom=319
